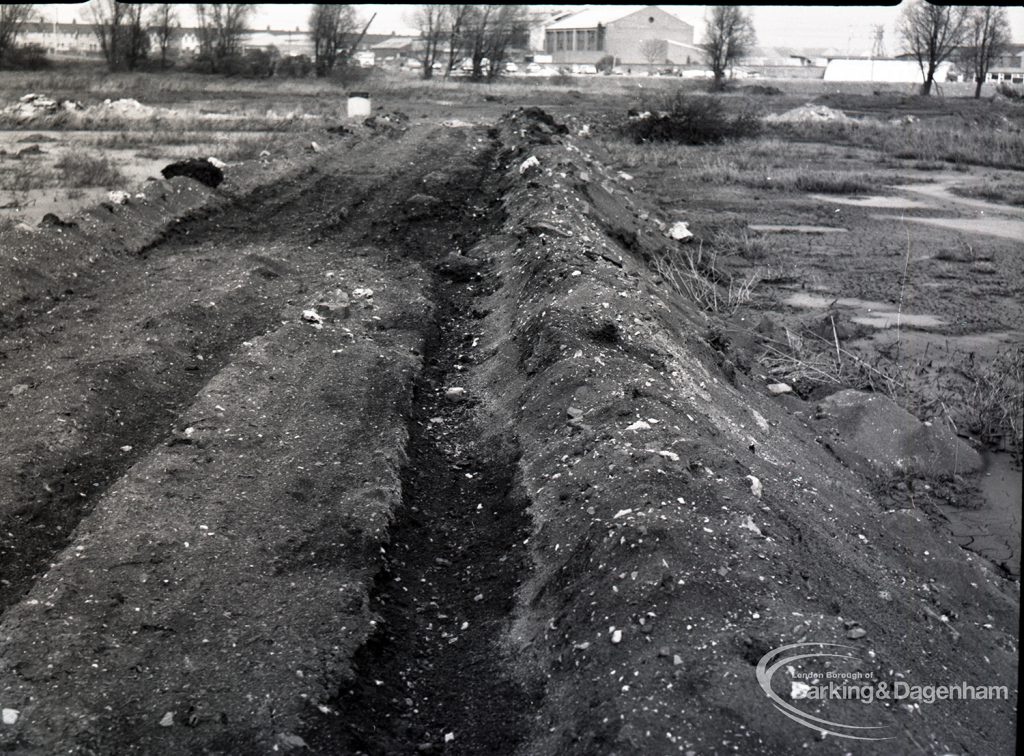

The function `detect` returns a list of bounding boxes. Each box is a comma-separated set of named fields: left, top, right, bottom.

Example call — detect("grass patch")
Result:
left=652, top=239, right=759, bottom=314
left=593, top=135, right=918, bottom=194
left=766, top=118, right=1024, bottom=170
left=758, top=325, right=1023, bottom=459
left=959, top=347, right=1023, bottom=455
left=53, top=153, right=125, bottom=188
left=949, top=180, right=1024, bottom=207
left=0, top=160, right=47, bottom=191
left=593, top=137, right=903, bottom=194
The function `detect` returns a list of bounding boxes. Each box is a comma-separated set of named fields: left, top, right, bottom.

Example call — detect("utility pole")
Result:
left=871, top=25, right=885, bottom=59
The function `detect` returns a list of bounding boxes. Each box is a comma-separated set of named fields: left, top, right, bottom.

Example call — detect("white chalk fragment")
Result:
left=740, top=516, right=763, bottom=536
left=519, top=155, right=540, bottom=174
left=667, top=221, right=693, bottom=241
left=746, top=475, right=763, bottom=499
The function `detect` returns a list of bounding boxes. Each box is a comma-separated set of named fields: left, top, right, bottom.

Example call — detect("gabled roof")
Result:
left=546, top=5, right=660, bottom=30
left=666, top=40, right=703, bottom=54
left=371, top=37, right=416, bottom=50
left=21, top=21, right=98, bottom=34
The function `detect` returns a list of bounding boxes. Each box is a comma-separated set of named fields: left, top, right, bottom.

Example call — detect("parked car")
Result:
left=504, top=61, right=518, bottom=73
left=353, top=51, right=375, bottom=68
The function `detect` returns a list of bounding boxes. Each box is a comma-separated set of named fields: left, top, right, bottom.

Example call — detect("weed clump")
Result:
left=621, top=92, right=761, bottom=145
left=53, top=153, right=125, bottom=188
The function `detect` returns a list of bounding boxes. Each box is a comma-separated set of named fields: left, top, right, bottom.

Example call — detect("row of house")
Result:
left=17, top=18, right=317, bottom=58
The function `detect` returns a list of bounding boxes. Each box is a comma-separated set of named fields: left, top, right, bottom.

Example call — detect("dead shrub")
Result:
left=653, top=241, right=758, bottom=314
left=622, top=92, right=761, bottom=145
left=54, top=153, right=125, bottom=188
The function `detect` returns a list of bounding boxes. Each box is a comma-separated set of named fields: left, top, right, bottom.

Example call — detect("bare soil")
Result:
left=0, top=99, right=1018, bottom=755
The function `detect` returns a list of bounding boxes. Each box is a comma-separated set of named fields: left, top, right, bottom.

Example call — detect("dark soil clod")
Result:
left=161, top=158, right=225, bottom=188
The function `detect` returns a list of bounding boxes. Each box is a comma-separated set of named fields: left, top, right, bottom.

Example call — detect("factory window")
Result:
left=576, top=30, right=586, bottom=50
left=586, top=30, right=597, bottom=50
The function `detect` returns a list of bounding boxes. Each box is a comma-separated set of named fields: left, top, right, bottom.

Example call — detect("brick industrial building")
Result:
left=542, top=5, right=703, bottom=67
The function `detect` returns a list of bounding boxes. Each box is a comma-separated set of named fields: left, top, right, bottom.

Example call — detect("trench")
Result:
left=304, top=136, right=539, bottom=755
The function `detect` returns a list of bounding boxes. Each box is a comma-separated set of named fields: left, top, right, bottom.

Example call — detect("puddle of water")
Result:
left=851, top=328, right=1023, bottom=361
left=811, top=193, right=933, bottom=209
left=749, top=224, right=849, bottom=234
left=898, top=180, right=1024, bottom=217
left=850, top=313, right=945, bottom=329
left=784, top=292, right=946, bottom=330
left=872, top=214, right=1024, bottom=243
left=938, top=452, right=1022, bottom=578
left=0, top=134, right=243, bottom=225
left=1, top=146, right=171, bottom=225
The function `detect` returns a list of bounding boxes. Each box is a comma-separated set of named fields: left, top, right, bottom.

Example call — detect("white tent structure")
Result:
left=824, top=58, right=952, bottom=83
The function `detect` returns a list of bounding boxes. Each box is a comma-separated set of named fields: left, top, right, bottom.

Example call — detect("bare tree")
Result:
left=90, top=1, right=147, bottom=71
left=640, top=38, right=666, bottom=71
left=700, top=6, right=756, bottom=91
left=309, top=4, right=357, bottom=77
left=90, top=0, right=125, bottom=69
left=122, top=3, right=148, bottom=70
left=462, top=4, right=526, bottom=81
left=898, top=0, right=969, bottom=96
left=0, top=4, right=33, bottom=68
left=961, top=6, right=1012, bottom=98
left=195, top=3, right=253, bottom=73
left=149, top=3, right=177, bottom=70
left=413, top=4, right=447, bottom=79
left=483, top=4, right=527, bottom=79
left=444, top=4, right=472, bottom=77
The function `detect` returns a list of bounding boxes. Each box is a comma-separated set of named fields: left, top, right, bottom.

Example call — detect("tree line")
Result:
left=0, top=3, right=365, bottom=77
left=701, top=3, right=1012, bottom=97
left=413, top=5, right=528, bottom=81
left=0, top=2, right=1015, bottom=97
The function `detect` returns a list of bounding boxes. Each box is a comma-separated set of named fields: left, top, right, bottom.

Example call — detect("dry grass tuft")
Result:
left=653, top=241, right=759, bottom=314
left=53, top=153, right=126, bottom=188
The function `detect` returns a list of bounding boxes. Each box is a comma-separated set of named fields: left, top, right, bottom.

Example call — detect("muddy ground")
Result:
left=0, top=92, right=1019, bottom=756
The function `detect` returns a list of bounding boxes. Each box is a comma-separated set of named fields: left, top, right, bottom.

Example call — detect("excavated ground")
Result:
left=0, top=108, right=1018, bottom=755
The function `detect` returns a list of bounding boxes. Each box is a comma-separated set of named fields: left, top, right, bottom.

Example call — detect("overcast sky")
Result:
left=41, top=3, right=1024, bottom=55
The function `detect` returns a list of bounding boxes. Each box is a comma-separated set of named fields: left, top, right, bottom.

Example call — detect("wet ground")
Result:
left=589, top=128, right=1022, bottom=582
left=0, top=129, right=285, bottom=225
left=938, top=452, right=1022, bottom=578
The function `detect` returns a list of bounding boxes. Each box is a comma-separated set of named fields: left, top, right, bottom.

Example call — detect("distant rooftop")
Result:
left=546, top=6, right=656, bottom=30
